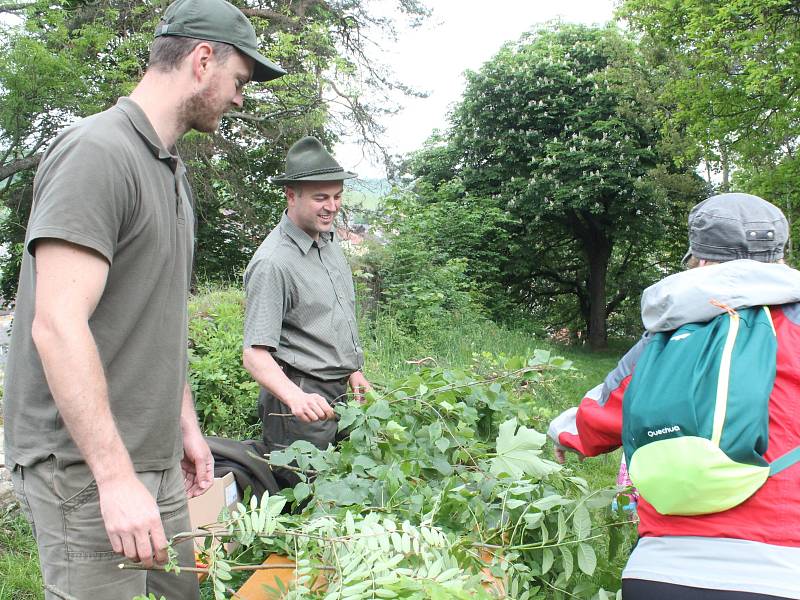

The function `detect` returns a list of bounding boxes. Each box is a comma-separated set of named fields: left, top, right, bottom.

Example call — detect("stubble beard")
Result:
left=179, top=79, right=227, bottom=134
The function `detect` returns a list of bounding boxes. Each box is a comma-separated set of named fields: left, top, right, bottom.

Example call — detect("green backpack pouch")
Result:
left=622, top=305, right=800, bottom=516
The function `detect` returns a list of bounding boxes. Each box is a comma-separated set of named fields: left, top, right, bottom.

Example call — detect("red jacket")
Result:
left=551, top=304, right=800, bottom=546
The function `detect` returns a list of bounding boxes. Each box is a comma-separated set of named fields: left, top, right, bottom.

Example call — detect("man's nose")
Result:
left=232, top=91, right=244, bottom=109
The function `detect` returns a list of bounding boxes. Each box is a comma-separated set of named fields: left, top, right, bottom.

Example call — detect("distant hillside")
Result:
left=345, top=178, right=390, bottom=211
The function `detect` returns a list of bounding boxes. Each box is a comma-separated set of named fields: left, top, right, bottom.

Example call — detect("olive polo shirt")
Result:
left=243, top=211, right=364, bottom=380
left=3, top=97, right=194, bottom=470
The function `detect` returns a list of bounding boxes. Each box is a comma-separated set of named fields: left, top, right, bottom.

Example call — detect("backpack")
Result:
left=622, top=305, right=800, bottom=516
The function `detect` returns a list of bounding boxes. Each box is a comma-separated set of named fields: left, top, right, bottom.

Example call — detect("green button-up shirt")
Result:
left=243, top=211, right=364, bottom=380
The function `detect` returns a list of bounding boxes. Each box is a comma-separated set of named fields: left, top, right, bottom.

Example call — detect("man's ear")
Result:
left=189, top=41, right=214, bottom=82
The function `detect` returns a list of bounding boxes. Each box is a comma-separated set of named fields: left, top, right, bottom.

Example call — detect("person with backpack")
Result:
left=548, top=193, right=800, bottom=600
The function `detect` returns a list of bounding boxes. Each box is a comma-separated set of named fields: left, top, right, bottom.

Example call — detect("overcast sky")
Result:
left=336, top=0, right=617, bottom=178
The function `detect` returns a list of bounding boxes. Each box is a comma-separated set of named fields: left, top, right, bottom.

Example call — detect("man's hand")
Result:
left=348, top=370, right=372, bottom=404
left=287, top=391, right=335, bottom=422
left=181, top=428, right=213, bottom=498
left=97, top=476, right=167, bottom=568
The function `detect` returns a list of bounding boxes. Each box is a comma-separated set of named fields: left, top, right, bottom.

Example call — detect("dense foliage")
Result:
left=405, top=24, right=705, bottom=347
left=0, top=0, right=429, bottom=300
left=618, top=0, right=800, bottom=261
left=351, top=193, right=505, bottom=335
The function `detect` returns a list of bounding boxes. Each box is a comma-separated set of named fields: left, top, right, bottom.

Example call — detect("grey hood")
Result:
left=641, top=259, right=800, bottom=332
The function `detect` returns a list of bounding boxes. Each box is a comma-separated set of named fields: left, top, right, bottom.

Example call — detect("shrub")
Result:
left=354, top=194, right=489, bottom=335
left=188, top=286, right=259, bottom=439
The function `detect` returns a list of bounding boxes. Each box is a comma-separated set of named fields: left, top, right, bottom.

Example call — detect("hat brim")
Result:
left=238, top=46, right=285, bottom=82
left=270, top=170, right=358, bottom=185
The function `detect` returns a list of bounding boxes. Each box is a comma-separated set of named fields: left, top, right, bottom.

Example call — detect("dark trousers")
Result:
left=258, top=363, right=347, bottom=451
left=259, top=363, right=348, bottom=488
left=623, top=580, right=791, bottom=600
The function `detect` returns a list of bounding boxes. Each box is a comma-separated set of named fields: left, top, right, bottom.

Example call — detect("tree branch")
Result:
left=240, top=8, right=297, bottom=27
left=0, top=2, right=34, bottom=13
left=0, top=153, right=42, bottom=182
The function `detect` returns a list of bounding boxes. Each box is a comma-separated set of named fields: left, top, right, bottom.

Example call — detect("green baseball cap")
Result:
left=155, top=0, right=286, bottom=82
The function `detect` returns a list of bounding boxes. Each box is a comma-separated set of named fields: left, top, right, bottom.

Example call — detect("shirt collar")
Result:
left=116, top=97, right=181, bottom=171
left=280, top=211, right=334, bottom=255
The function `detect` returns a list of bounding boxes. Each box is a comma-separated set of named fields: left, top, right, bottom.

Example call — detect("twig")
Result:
left=118, top=562, right=336, bottom=573
left=405, top=356, right=438, bottom=366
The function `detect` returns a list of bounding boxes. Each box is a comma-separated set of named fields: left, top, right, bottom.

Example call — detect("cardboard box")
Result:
left=234, top=551, right=505, bottom=599
left=236, top=554, right=326, bottom=600
left=187, top=472, right=239, bottom=550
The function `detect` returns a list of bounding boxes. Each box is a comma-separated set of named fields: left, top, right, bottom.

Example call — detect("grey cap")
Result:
left=682, top=193, right=788, bottom=265
left=155, top=0, right=286, bottom=82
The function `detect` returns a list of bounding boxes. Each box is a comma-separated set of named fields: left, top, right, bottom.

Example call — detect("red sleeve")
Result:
left=559, top=375, right=629, bottom=456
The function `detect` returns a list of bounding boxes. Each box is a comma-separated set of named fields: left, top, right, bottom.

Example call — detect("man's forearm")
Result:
left=242, top=347, right=303, bottom=407
left=243, top=346, right=336, bottom=422
left=33, top=317, right=134, bottom=484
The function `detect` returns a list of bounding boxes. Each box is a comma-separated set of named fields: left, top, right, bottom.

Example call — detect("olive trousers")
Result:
left=12, top=458, right=199, bottom=600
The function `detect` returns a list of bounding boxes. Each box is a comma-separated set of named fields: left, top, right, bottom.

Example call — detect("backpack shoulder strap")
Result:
left=769, top=446, right=800, bottom=476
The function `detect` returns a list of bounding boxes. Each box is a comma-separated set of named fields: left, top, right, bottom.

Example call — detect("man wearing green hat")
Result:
left=3, top=0, right=284, bottom=598
left=243, top=137, right=371, bottom=471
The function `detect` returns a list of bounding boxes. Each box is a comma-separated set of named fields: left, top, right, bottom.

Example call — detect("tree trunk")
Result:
left=720, top=145, right=730, bottom=192
left=586, top=239, right=611, bottom=350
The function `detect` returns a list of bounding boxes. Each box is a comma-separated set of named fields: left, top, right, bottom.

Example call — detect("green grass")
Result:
left=0, top=507, right=42, bottom=600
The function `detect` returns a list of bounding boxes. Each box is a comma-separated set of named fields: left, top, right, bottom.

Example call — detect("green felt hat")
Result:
left=271, top=136, right=358, bottom=185
left=155, top=0, right=286, bottom=82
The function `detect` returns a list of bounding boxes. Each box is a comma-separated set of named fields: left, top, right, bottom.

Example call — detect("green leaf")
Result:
left=532, top=495, right=567, bottom=511
left=608, top=523, right=622, bottom=560
left=577, top=542, right=597, bottom=576
left=293, top=482, right=311, bottom=503
left=572, top=503, right=591, bottom=540
left=560, top=545, right=573, bottom=581
left=367, top=399, right=392, bottom=419
left=523, top=513, right=544, bottom=529
left=541, top=548, right=554, bottom=575
left=585, top=488, right=617, bottom=509
left=338, top=404, right=362, bottom=430
left=490, top=418, right=561, bottom=478
left=530, top=349, right=551, bottom=365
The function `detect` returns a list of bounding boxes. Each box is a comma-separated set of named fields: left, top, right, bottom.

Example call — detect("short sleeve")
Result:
left=27, top=130, right=132, bottom=263
left=243, top=258, right=290, bottom=350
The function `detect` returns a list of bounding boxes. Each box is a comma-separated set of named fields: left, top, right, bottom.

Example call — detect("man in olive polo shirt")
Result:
left=243, top=137, right=371, bottom=469
left=3, top=0, right=284, bottom=598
